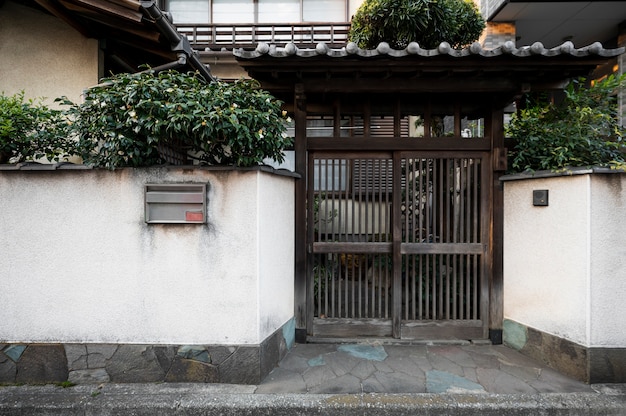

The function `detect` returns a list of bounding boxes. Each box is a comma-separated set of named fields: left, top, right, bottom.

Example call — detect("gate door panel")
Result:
left=309, top=154, right=394, bottom=338
left=308, top=151, right=490, bottom=340
left=398, top=152, right=489, bottom=340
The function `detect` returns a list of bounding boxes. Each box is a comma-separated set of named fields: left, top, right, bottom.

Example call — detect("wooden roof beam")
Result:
left=61, top=0, right=144, bottom=23
left=107, top=0, right=142, bottom=12
left=34, top=0, right=92, bottom=37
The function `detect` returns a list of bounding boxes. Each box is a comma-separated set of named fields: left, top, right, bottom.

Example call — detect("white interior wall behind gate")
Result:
left=0, top=167, right=294, bottom=345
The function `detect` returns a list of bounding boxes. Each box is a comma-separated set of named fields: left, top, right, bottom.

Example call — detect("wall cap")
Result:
left=0, top=163, right=301, bottom=179
left=500, top=166, right=626, bottom=182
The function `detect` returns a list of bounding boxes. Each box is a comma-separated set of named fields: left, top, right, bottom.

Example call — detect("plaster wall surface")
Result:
left=504, top=172, right=626, bottom=348
left=258, top=173, right=295, bottom=341
left=504, top=175, right=590, bottom=346
left=0, top=168, right=294, bottom=345
left=589, top=174, right=626, bottom=347
left=0, top=2, right=99, bottom=106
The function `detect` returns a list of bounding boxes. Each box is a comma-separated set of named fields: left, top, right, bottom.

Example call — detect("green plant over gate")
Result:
left=349, top=0, right=485, bottom=50
left=507, top=74, right=626, bottom=172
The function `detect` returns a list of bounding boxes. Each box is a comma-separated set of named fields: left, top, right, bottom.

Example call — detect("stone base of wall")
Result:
left=0, top=319, right=295, bottom=385
left=504, top=319, right=626, bottom=383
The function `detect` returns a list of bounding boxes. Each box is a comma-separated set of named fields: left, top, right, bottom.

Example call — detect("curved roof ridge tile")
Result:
left=530, top=42, right=547, bottom=55
left=544, top=43, right=566, bottom=57
left=345, top=42, right=359, bottom=54
left=469, top=42, right=483, bottom=55
left=233, top=41, right=624, bottom=59
left=559, top=41, right=575, bottom=55
left=406, top=42, right=421, bottom=55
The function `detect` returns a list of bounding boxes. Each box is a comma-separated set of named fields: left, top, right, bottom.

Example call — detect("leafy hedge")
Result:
left=349, top=0, right=485, bottom=50
left=507, top=74, right=626, bottom=172
left=0, top=92, right=75, bottom=164
left=1, top=70, right=292, bottom=169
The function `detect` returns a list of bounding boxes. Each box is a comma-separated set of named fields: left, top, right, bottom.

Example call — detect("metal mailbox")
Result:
left=145, top=183, right=207, bottom=224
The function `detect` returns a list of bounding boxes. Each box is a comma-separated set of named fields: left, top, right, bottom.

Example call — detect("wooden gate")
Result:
left=307, top=150, right=490, bottom=340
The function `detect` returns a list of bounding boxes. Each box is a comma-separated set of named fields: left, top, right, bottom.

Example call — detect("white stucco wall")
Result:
left=258, top=173, right=295, bottom=340
left=503, top=172, right=626, bottom=348
left=589, top=174, right=626, bottom=347
left=0, top=2, right=99, bottom=105
left=0, top=167, right=294, bottom=345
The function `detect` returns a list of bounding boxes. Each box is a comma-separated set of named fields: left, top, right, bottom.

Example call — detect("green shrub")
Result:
left=507, top=74, right=626, bottom=172
left=60, top=70, right=291, bottom=169
left=0, top=91, right=75, bottom=164
left=349, top=0, right=485, bottom=50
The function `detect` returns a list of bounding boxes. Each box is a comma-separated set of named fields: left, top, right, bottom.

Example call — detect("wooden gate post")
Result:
left=489, top=106, right=505, bottom=344
left=294, top=84, right=309, bottom=341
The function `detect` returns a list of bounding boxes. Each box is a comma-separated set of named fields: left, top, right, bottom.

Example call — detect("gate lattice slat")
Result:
left=309, top=151, right=489, bottom=340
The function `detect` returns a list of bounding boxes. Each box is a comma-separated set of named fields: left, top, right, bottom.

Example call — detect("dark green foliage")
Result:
left=59, top=70, right=292, bottom=169
left=349, top=0, right=485, bottom=50
left=507, top=74, right=626, bottom=172
left=0, top=91, right=76, bottom=164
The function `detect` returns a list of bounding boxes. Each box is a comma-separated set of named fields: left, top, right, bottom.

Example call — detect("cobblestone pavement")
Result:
left=2, top=343, right=625, bottom=415
left=256, top=342, right=600, bottom=394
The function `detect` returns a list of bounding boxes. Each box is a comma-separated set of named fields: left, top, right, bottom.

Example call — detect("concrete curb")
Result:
left=1, top=384, right=625, bottom=416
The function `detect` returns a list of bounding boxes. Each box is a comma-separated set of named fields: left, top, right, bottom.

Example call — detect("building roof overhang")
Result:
left=235, top=40, right=623, bottom=110
left=9, top=0, right=213, bottom=79
left=487, top=0, right=626, bottom=48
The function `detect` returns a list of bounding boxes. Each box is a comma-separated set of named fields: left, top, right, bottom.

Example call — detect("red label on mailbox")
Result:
left=186, top=211, right=204, bottom=222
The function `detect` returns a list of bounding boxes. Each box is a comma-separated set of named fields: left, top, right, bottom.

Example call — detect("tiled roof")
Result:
left=234, top=40, right=624, bottom=59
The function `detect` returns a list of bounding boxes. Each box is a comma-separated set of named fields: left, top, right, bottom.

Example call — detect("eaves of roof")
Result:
left=234, top=40, right=624, bottom=60
left=22, top=0, right=212, bottom=79
left=233, top=40, right=624, bottom=99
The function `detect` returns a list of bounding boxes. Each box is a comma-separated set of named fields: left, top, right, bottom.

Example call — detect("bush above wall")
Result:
left=58, top=70, right=292, bottom=169
left=506, top=74, right=626, bottom=172
left=0, top=91, right=76, bottom=164
left=349, top=0, right=485, bottom=50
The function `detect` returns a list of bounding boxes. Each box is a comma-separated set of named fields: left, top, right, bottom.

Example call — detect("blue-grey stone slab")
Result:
left=3, top=345, right=26, bottom=362
left=177, top=346, right=211, bottom=363
left=282, top=318, right=296, bottom=350
left=426, top=369, right=486, bottom=393
left=338, top=344, right=388, bottom=361
left=503, top=319, right=528, bottom=350
left=307, top=356, right=325, bottom=367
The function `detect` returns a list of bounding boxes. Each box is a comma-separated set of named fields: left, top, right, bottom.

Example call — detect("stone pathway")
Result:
left=256, top=343, right=595, bottom=394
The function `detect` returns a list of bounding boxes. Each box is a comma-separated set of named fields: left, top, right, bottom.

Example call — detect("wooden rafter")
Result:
left=60, top=0, right=144, bottom=23
left=34, top=0, right=92, bottom=37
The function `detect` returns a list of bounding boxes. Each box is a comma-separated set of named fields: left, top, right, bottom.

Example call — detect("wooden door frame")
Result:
left=293, top=93, right=504, bottom=343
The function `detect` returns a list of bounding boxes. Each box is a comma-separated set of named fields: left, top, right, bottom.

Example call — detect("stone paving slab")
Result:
left=256, top=343, right=597, bottom=394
